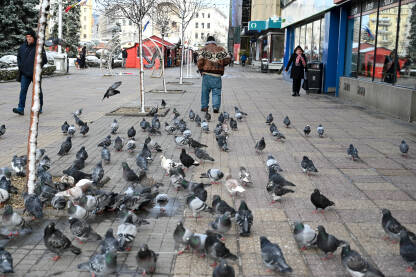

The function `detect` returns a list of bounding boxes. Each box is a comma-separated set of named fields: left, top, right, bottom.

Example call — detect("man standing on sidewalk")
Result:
left=122, top=48, right=128, bottom=68
left=197, top=36, right=231, bottom=113
left=13, top=29, right=47, bottom=116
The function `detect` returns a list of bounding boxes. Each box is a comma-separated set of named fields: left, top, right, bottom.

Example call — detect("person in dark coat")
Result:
left=122, top=48, right=128, bottom=68
left=382, top=49, right=400, bottom=84
left=80, top=46, right=86, bottom=69
left=285, top=45, right=307, bottom=96
left=13, top=29, right=47, bottom=115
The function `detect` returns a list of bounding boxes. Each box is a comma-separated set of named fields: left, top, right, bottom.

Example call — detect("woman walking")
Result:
left=285, top=45, right=307, bottom=96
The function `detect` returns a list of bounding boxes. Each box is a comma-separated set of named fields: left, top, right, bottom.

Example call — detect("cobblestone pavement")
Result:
left=0, top=66, right=416, bottom=276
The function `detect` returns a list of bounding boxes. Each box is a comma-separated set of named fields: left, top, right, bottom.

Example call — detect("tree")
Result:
left=96, top=0, right=158, bottom=113
left=0, top=0, right=39, bottom=56
left=407, top=3, right=416, bottom=57
left=168, top=0, right=203, bottom=84
left=51, top=0, right=81, bottom=57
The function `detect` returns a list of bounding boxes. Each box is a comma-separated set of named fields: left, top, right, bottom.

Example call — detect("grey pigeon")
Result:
left=189, top=109, right=195, bottom=121
left=140, top=143, right=152, bottom=162
left=189, top=232, right=208, bottom=256
left=122, top=162, right=143, bottom=183
left=317, top=225, right=345, bottom=260
left=239, top=167, right=252, bottom=185
left=136, top=154, right=148, bottom=171
left=73, top=108, right=83, bottom=116
left=57, top=137, right=72, bottom=156
left=78, top=250, right=117, bottom=276
left=317, top=124, right=324, bottom=137
left=0, top=125, right=6, bottom=137
left=195, top=148, right=215, bottom=162
left=146, top=106, right=158, bottom=117
left=128, top=126, right=136, bottom=138
left=67, top=202, right=89, bottom=220
left=301, top=156, right=318, bottom=174
left=71, top=158, right=85, bottom=170
left=0, top=247, right=13, bottom=273
left=80, top=123, right=89, bottom=136
left=341, top=244, right=385, bottom=277
left=140, top=118, right=150, bottom=131
left=164, top=122, right=177, bottom=135
left=0, top=176, right=18, bottom=194
left=229, top=118, right=238, bottom=130
left=114, top=136, right=123, bottom=151
left=205, top=234, right=237, bottom=266
left=161, top=99, right=166, bottom=108
left=223, top=112, right=230, bottom=121
left=195, top=114, right=202, bottom=126
left=255, top=137, right=265, bottom=152
left=400, top=140, right=409, bottom=155
left=67, top=125, right=76, bottom=137
left=51, top=195, right=67, bottom=210
left=200, top=169, right=224, bottom=184
left=212, top=195, right=236, bottom=216
left=293, top=221, right=317, bottom=250
left=188, top=138, right=207, bottom=149
left=76, top=146, right=88, bottom=161
left=11, top=155, right=27, bottom=177
left=173, top=222, right=193, bottom=254
left=400, top=230, right=416, bottom=272
left=265, top=113, right=273, bottom=124
left=23, top=192, right=43, bottom=219
left=102, top=81, right=122, bottom=100
left=283, top=116, right=290, bottom=127
left=260, top=236, right=292, bottom=273
left=381, top=208, right=416, bottom=242
left=73, top=114, right=85, bottom=127
left=92, top=161, right=104, bottom=186
left=235, top=201, right=253, bottom=237
left=211, top=212, right=232, bottom=234
left=126, top=139, right=136, bottom=152
left=44, top=222, right=81, bottom=261
left=61, top=121, right=69, bottom=135
left=136, top=244, right=158, bottom=275
left=97, top=135, right=111, bottom=147
left=270, top=123, right=285, bottom=140
left=311, top=189, right=334, bottom=213
left=101, top=146, right=111, bottom=164
left=39, top=155, right=51, bottom=170
left=213, top=259, right=235, bottom=277
left=1, top=205, right=31, bottom=237
left=152, top=115, right=160, bottom=130
left=110, top=119, right=119, bottom=134
left=201, top=120, right=209, bottom=132
left=69, top=218, right=101, bottom=243
left=218, top=113, right=225, bottom=124
left=347, top=144, right=359, bottom=161
left=175, top=135, right=188, bottom=147
left=100, top=228, right=119, bottom=254
left=205, top=111, right=212, bottom=122
left=117, top=215, right=137, bottom=251
left=216, top=135, right=229, bottom=152
left=186, top=195, right=211, bottom=217
left=304, top=125, right=311, bottom=136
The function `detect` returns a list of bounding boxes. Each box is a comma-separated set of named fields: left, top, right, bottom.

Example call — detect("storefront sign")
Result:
left=248, top=21, right=266, bottom=31
left=266, top=17, right=282, bottom=29
left=281, top=0, right=336, bottom=28
left=381, top=0, right=399, bottom=7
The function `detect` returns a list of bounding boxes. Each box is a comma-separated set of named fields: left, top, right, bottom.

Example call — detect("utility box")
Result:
left=54, top=53, right=66, bottom=73
left=306, top=62, right=323, bottom=93
left=261, top=58, right=269, bottom=73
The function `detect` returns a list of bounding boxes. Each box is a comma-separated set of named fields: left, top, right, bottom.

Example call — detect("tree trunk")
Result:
left=138, top=21, right=145, bottom=113
left=26, top=0, right=50, bottom=194
left=180, top=19, right=185, bottom=85
left=161, top=34, right=167, bottom=93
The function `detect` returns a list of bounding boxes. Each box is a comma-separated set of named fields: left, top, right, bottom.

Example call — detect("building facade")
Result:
left=281, top=0, right=416, bottom=121
left=79, top=0, right=93, bottom=42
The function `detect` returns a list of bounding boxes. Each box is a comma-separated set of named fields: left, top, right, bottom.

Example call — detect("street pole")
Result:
left=179, top=19, right=184, bottom=85
left=138, top=20, right=145, bottom=113
left=58, top=0, right=62, bottom=54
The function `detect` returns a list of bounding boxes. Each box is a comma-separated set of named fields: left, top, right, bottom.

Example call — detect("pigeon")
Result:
left=161, top=99, right=166, bottom=108
left=122, top=162, right=143, bottom=183
left=110, top=119, right=119, bottom=134
left=200, top=169, right=224, bottom=184
left=172, top=108, right=180, bottom=118
left=265, top=113, right=273, bottom=124
left=180, top=149, right=199, bottom=168
left=266, top=182, right=295, bottom=203
left=283, top=116, right=290, bottom=127
left=189, top=109, right=195, bottom=121
left=101, top=146, right=111, bottom=164
left=234, top=201, right=253, bottom=237
left=117, top=215, right=137, bottom=251
left=100, top=228, right=119, bottom=254
left=239, top=167, right=252, bottom=185
left=381, top=208, right=416, bottom=242
left=188, top=232, right=217, bottom=255
left=224, top=175, right=245, bottom=196
left=186, top=195, right=211, bottom=217
left=195, top=148, right=215, bottom=162
left=62, top=168, right=92, bottom=183
left=293, top=222, right=317, bottom=250
left=400, top=140, right=409, bottom=155
left=57, top=137, right=72, bottom=156
left=301, top=156, right=318, bottom=174
left=73, top=108, right=83, bottom=117
left=0, top=125, right=6, bottom=137
left=44, top=222, right=81, bottom=261
left=136, top=154, right=148, bottom=171
left=136, top=244, right=158, bottom=275
left=80, top=123, right=89, bottom=136
left=127, top=126, right=136, bottom=139
left=347, top=144, right=359, bottom=161
left=23, top=192, right=43, bottom=219
left=218, top=113, right=225, bottom=124
left=97, top=135, right=111, bottom=147
left=51, top=195, right=67, bottom=210
left=317, top=124, right=324, bottom=137
left=67, top=125, right=76, bottom=137
left=317, top=225, right=345, bottom=259
left=61, top=121, right=69, bottom=135
left=69, top=218, right=101, bottom=243
left=269, top=123, right=286, bottom=140
left=201, top=120, right=210, bottom=132
left=73, top=114, right=85, bottom=127
left=38, top=155, right=51, bottom=170
left=400, top=230, right=416, bottom=272
left=126, top=139, right=136, bottom=152
left=205, top=111, right=212, bottom=122
left=255, top=137, right=266, bottom=152
left=211, top=212, right=232, bottom=234
left=91, top=161, right=104, bottom=186
left=234, top=106, right=247, bottom=121
left=114, top=136, right=123, bottom=152
left=1, top=205, right=31, bottom=237
left=160, top=155, right=182, bottom=175
left=0, top=188, right=9, bottom=207
left=260, top=236, right=292, bottom=273
left=175, top=135, right=188, bottom=147
left=71, top=158, right=85, bottom=170
left=304, top=125, right=311, bottom=136
left=78, top=250, right=117, bottom=276
left=0, top=247, right=13, bottom=273
left=140, top=118, right=150, bottom=131
left=229, top=118, right=238, bottom=130
left=67, top=201, right=89, bottom=220
left=164, top=122, right=177, bottom=135
left=76, top=146, right=88, bottom=161
left=145, top=136, right=163, bottom=152
left=205, top=234, right=237, bottom=266
left=212, top=195, right=236, bottom=216
left=216, top=135, right=229, bottom=152
left=341, top=244, right=385, bottom=277
left=146, top=106, right=158, bottom=117
left=152, top=115, right=161, bottom=130
left=140, top=143, right=152, bottom=162
left=173, top=222, right=194, bottom=254
left=311, top=189, right=334, bottom=213
left=188, top=138, right=207, bottom=149
left=213, top=259, right=235, bottom=277
left=102, top=81, right=122, bottom=100
left=195, top=114, right=202, bottom=126
left=11, top=155, right=27, bottom=177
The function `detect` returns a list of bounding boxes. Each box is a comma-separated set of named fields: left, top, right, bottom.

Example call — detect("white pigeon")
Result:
left=126, top=139, right=136, bottom=152
left=55, top=179, right=91, bottom=201
left=60, top=175, right=75, bottom=186
left=68, top=125, right=76, bottom=137
left=110, top=119, right=119, bottom=134
left=239, top=166, right=252, bottom=185
left=317, top=124, right=324, bottom=137
left=0, top=188, right=9, bottom=206
left=224, top=176, right=245, bottom=196
left=183, top=129, right=192, bottom=138
left=160, top=155, right=181, bottom=174
left=117, top=215, right=137, bottom=251
left=175, top=136, right=188, bottom=147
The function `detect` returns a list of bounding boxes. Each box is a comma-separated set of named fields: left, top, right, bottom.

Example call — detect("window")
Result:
left=196, top=13, right=198, bottom=18
left=201, top=33, right=204, bottom=39
left=294, top=27, right=299, bottom=47
left=172, top=21, right=177, bottom=27
left=195, top=22, right=198, bottom=28
left=319, top=18, right=325, bottom=60
left=345, top=4, right=360, bottom=77
left=358, top=2, right=378, bottom=79
left=83, top=25, right=86, bottom=30
left=202, top=13, right=205, bottom=18
left=202, top=23, right=204, bottom=29
left=300, top=25, right=306, bottom=48
left=312, top=20, right=321, bottom=61
left=83, top=34, right=87, bottom=38
left=207, top=23, right=210, bottom=29
left=195, top=33, right=198, bottom=39
left=305, top=23, right=313, bottom=61
left=122, top=19, right=126, bottom=25
left=84, top=16, right=86, bottom=20
left=271, top=34, right=284, bottom=63
left=208, top=13, right=210, bottom=18
left=129, top=21, right=132, bottom=26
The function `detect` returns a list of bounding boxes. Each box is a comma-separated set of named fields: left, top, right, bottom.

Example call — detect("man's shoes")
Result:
left=292, top=93, right=296, bottom=96
left=213, top=109, right=219, bottom=113
left=201, top=107, right=208, bottom=112
left=12, top=108, right=24, bottom=116
left=296, top=92, right=300, bottom=96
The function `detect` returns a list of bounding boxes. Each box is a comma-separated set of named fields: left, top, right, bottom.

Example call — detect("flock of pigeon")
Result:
left=0, top=80, right=414, bottom=277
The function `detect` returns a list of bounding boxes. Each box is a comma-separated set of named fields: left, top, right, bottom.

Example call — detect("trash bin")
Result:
left=306, top=62, right=323, bottom=93
left=261, top=58, right=269, bottom=73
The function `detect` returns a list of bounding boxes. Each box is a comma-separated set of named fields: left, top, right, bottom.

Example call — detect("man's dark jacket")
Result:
left=17, top=40, right=47, bottom=78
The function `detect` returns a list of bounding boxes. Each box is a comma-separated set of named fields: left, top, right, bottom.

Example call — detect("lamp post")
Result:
left=58, top=0, right=62, bottom=54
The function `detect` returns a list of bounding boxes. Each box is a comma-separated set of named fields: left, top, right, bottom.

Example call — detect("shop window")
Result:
left=358, top=3, right=378, bottom=79
left=300, top=25, right=306, bottom=49
left=271, top=34, right=284, bottom=63
left=312, top=20, right=320, bottom=61
left=294, top=27, right=299, bottom=48
left=207, top=23, right=210, bottom=29
left=195, top=22, right=198, bottom=28
left=345, top=15, right=360, bottom=77
left=208, top=13, right=210, bottom=18
left=305, top=23, right=313, bottom=61
left=195, top=33, right=198, bottom=39
left=320, top=18, right=325, bottom=60
left=202, top=23, right=204, bottom=29
left=395, top=2, right=416, bottom=88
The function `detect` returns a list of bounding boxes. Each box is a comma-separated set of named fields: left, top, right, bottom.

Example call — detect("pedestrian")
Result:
left=229, top=51, right=234, bottom=67
left=80, top=46, right=86, bottom=69
left=197, top=36, right=231, bottom=113
left=13, top=29, right=47, bottom=116
left=285, top=45, right=307, bottom=96
left=382, top=49, right=399, bottom=84
left=75, top=47, right=82, bottom=69
left=240, top=53, right=247, bottom=67
left=122, top=48, right=128, bottom=68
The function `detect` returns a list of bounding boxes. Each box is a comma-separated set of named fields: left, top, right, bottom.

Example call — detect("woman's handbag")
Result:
left=302, top=78, right=309, bottom=91
left=16, top=70, right=21, bottom=82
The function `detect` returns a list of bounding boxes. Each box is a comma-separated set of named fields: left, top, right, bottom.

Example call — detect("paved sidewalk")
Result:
left=0, top=66, right=415, bottom=276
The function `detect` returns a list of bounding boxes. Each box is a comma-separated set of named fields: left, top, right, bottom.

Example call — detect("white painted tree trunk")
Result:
left=161, top=34, right=167, bottom=93
left=26, top=0, right=50, bottom=194
left=138, top=21, right=145, bottom=113
left=179, top=20, right=185, bottom=85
